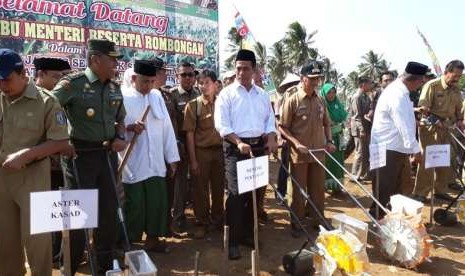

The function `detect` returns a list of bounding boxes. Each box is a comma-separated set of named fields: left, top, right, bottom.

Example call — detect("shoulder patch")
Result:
left=55, top=110, right=67, bottom=126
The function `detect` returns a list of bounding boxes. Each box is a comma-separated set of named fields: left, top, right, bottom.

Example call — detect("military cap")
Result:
left=235, top=49, right=256, bottom=65
left=134, top=60, right=157, bottom=76
left=0, top=48, right=23, bottom=80
left=33, top=57, right=71, bottom=71
left=300, top=62, right=323, bottom=78
left=405, top=61, right=429, bottom=75
left=87, top=39, right=123, bottom=58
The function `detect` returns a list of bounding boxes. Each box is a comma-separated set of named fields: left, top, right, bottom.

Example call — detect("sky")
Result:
left=218, top=0, right=465, bottom=76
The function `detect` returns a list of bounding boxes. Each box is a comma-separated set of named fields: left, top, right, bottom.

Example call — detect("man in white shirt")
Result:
left=215, top=49, right=278, bottom=260
left=120, top=59, right=179, bottom=252
left=369, top=61, right=428, bottom=219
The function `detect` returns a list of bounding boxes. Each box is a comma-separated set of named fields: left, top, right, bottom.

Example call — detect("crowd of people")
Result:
left=0, top=38, right=464, bottom=275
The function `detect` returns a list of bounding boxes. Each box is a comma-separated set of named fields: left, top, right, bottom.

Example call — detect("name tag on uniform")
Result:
left=205, top=113, right=212, bottom=119
left=178, top=101, right=186, bottom=106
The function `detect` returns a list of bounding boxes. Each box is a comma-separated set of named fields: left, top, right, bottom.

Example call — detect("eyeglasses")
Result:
left=180, top=72, right=195, bottom=78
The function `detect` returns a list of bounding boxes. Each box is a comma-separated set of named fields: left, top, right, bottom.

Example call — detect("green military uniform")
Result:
left=170, top=85, right=200, bottom=226
left=0, top=78, right=69, bottom=276
left=413, top=76, right=463, bottom=198
left=53, top=40, right=126, bottom=273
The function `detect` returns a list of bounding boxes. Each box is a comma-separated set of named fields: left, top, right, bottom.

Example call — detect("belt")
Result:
left=71, top=138, right=111, bottom=151
left=239, top=136, right=264, bottom=146
left=197, top=144, right=223, bottom=150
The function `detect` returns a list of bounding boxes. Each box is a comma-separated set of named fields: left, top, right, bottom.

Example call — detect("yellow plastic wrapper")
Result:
left=315, top=228, right=368, bottom=275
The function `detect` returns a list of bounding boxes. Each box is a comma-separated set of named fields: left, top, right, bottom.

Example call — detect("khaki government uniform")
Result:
left=159, top=86, right=178, bottom=225
left=183, top=95, right=224, bottom=225
left=0, top=79, right=69, bottom=276
left=170, top=85, right=200, bottom=225
left=280, top=87, right=330, bottom=225
left=413, top=77, right=463, bottom=197
left=350, top=90, right=372, bottom=179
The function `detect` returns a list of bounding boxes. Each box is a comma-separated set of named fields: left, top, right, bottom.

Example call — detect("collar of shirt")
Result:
left=178, top=85, right=196, bottom=95
left=8, top=78, right=38, bottom=104
left=440, top=76, right=449, bottom=90
left=23, top=78, right=39, bottom=100
left=84, top=67, right=100, bottom=84
left=392, top=78, right=409, bottom=96
left=200, top=94, right=215, bottom=105
left=231, top=81, right=260, bottom=94
left=296, top=86, right=318, bottom=100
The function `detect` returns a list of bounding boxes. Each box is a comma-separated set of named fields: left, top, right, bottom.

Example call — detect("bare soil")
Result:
left=57, top=156, right=465, bottom=276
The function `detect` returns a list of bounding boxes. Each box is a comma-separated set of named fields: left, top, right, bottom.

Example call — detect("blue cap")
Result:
left=0, top=49, right=24, bottom=80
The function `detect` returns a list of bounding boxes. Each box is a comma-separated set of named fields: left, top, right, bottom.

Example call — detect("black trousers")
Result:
left=277, top=142, right=289, bottom=196
left=223, top=138, right=265, bottom=247
left=62, top=148, right=118, bottom=274
left=51, top=170, right=64, bottom=262
left=370, top=150, right=409, bottom=219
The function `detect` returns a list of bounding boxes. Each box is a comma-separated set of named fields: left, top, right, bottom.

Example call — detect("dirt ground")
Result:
left=56, top=156, right=465, bottom=276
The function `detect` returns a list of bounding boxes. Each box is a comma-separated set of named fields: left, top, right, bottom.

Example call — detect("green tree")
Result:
left=268, top=40, right=289, bottom=86
left=357, top=50, right=390, bottom=80
left=224, top=27, right=242, bottom=70
left=283, top=22, right=318, bottom=71
left=320, top=57, right=342, bottom=85
left=254, top=41, right=268, bottom=70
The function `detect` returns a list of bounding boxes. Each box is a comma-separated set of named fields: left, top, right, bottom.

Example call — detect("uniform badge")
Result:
left=302, top=115, right=307, bottom=120
left=84, top=83, right=94, bottom=93
left=55, top=110, right=67, bottom=126
left=86, top=108, right=95, bottom=117
left=109, top=83, right=116, bottom=93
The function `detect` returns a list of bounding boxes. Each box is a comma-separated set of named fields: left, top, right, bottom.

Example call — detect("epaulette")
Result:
left=426, top=78, right=441, bottom=88
left=37, top=86, right=52, bottom=96
left=169, top=86, right=179, bottom=93
left=286, top=85, right=298, bottom=93
left=36, top=86, right=61, bottom=103
left=110, top=79, right=120, bottom=86
left=64, top=71, right=85, bottom=80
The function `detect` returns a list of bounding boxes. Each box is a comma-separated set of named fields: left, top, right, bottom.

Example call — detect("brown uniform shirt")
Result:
left=280, top=86, right=330, bottom=163
left=183, top=95, right=222, bottom=148
left=350, top=90, right=372, bottom=136
left=0, top=78, right=69, bottom=164
left=159, top=87, right=178, bottom=138
left=419, top=76, right=463, bottom=125
left=171, top=85, right=200, bottom=142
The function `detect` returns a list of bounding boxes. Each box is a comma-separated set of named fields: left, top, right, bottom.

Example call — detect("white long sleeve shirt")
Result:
left=120, top=88, right=180, bottom=184
left=371, top=79, right=421, bottom=154
left=214, top=81, right=276, bottom=138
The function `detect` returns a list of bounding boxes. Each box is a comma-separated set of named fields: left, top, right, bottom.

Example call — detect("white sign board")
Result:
left=369, top=143, right=387, bottom=170
left=425, top=144, right=450, bottom=169
left=237, top=156, right=269, bottom=194
left=30, top=189, right=98, bottom=235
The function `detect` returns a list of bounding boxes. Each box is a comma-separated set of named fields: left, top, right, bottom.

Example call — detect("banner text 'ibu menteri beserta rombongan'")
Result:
left=0, top=0, right=219, bottom=85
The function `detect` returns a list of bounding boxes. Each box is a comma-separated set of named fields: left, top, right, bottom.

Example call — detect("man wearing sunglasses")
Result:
left=170, top=62, right=200, bottom=233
